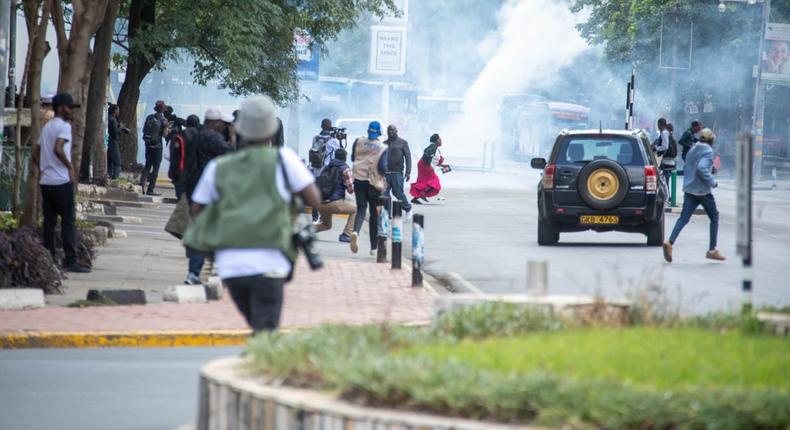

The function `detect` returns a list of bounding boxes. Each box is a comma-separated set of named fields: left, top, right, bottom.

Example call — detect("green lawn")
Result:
left=409, top=327, right=790, bottom=391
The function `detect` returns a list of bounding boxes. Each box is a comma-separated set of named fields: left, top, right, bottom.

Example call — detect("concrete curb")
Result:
left=0, top=330, right=251, bottom=349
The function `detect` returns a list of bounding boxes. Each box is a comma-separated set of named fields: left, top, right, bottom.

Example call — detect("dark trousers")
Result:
left=188, top=252, right=205, bottom=277
left=669, top=193, right=720, bottom=251
left=40, top=183, right=78, bottom=266
left=107, top=144, right=122, bottom=179
left=385, top=172, right=412, bottom=212
left=224, top=275, right=285, bottom=333
left=140, top=146, right=162, bottom=192
left=353, top=179, right=381, bottom=250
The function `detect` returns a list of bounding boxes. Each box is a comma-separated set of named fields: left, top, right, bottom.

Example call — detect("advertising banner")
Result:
left=294, top=30, right=319, bottom=80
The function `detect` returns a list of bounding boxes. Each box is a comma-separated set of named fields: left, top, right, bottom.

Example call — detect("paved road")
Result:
left=410, top=162, right=790, bottom=314
left=0, top=347, right=242, bottom=430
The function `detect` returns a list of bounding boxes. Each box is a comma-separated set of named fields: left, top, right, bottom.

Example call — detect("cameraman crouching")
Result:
left=184, top=96, right=322, bottom=333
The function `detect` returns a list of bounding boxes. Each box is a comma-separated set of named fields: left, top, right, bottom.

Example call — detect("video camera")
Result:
left=330, top=127, right=347, bottom=146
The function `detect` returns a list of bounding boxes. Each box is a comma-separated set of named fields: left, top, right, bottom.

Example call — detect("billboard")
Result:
left=369, top=26, right=407, bottom=76
left=762, top=23, right=790, bottom=86
left=295, top=30, right=319, bottom=80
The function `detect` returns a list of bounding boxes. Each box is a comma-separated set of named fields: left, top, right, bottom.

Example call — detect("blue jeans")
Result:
left=385, top=172, right=412, bottom=212
left=188, top=252, right=205, bottom=277
left=669, top=193, right=719, bottom=251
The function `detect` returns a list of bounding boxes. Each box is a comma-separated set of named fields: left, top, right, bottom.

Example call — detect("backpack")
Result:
left=309, top=134, right=331, bottom=169
left=316, top=165, right=342, bottom=201
left=142, top=114, right=162, bottom=148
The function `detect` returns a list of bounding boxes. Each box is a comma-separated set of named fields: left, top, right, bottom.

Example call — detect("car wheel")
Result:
left=577, top=159, right=630, bottom=210
left=538, top=219, right=557, bottom=246
left=646, top=213, right=664, bottom=246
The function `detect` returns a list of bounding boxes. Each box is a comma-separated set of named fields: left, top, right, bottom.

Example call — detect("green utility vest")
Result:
left=183, top=146, right=297, bottom=262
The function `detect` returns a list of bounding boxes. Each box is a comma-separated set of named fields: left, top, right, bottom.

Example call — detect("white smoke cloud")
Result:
left=445, top=0, right=590, bottom=157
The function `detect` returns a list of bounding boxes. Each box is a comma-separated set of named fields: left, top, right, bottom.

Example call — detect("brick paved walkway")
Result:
left=0, top=260, right=434, bottom=334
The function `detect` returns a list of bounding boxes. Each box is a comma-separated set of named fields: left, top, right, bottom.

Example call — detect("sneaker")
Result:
left=350, top=232, right=359, bottom=253
left=370, top=249, right=377, bottom=257
left=662, top=241, right=673, bottom=263
left=185, top=273, right=201, bottom=285
left=66, top=264, right=92, bottom=273
left=706, top=249, right=726, bottom=261
left=405, top=210, right=413, bottom=222
left=339, top=233, right=351, bottom=243
left=411, top=198, right=423, bottom=205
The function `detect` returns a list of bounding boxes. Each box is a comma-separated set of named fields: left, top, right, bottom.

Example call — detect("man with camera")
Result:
left=139, top=100, right=170, bottom=196
left=185, top=96, right=322, bottom=333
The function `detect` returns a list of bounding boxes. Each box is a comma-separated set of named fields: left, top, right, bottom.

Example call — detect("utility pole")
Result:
left=751, top=0, right=770, bottom=181
left=7, top=0, right=12, bottom=102
left=0, top=0, right=10, bottom=165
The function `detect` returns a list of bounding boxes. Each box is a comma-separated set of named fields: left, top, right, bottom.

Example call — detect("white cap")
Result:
left=221, top=112, right=235, bottom=123
left=41, top=94, right=54, bottom=104
left=236, top=96, right=278, bottom=141
left=204, top=107, right=222, bottom=121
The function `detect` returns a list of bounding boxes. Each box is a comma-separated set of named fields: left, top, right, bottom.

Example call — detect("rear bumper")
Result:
left=538, top=190, right=664, bottom=233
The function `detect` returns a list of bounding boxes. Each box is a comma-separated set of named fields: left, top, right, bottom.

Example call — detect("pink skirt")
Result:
left=410, top=159, right=442, bottom=198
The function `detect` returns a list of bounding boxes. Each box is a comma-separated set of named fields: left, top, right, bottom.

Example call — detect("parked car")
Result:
left=531, top=129, right=667, bottom=246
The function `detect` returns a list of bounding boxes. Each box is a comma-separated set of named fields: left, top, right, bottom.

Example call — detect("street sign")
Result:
left=369, top=26, right=407, bottom=76
left=294, top=30, right=319, bottom=80
left=736, top=135, right=752, bottom=260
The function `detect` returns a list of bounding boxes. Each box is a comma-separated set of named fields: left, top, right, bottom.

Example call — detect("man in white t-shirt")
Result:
left=32, top=93, right=91, bottom=273
left=188, top=96, right=321, bottom=332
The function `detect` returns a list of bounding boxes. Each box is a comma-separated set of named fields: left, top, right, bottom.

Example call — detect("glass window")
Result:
left=556, top=136, right=644, bottom=166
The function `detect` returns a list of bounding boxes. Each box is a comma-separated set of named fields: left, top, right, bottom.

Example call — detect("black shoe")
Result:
left=66, top=264, right=92, bottom=273
left=146, top=191, right=162, bottom=196
left=411, top=198, right=423, bottom=205
left=421, top=197, right=429, bottom=203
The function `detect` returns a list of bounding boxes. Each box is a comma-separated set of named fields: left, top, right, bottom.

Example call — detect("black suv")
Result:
left=531, top=129, right=666, bottom=246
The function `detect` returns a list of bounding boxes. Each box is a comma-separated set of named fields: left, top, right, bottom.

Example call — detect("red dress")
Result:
left=410, top=155, right=443, bottom=198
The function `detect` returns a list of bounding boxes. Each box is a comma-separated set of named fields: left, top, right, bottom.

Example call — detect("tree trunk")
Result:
left=19, top=0, right=51, bottom=227
left=52, top=0, right=109, bottom=180
left=118, top=0, right=157, bottom=169
left=83, top=0, right=119, bottom=184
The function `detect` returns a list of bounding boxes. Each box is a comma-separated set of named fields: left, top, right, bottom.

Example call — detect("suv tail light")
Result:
left=645, top=165, right=657, bottom=192
left=544, top=164, right=556, bottom=189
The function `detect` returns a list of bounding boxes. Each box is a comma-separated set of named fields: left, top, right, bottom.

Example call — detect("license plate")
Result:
left=580, top=215, right=619, bottom=225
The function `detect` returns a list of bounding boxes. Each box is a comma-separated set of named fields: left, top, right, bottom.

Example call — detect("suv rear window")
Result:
left=555, top=136, right=645, bottom=166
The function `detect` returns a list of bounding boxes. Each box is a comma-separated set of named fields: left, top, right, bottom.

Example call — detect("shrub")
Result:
left=0, top=212, right=18, bottom=232
left=0, top=228, right=62, bottom=293
left=430, top=302, right=564, bottom=340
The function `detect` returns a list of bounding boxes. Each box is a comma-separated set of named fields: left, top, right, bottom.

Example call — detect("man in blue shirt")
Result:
left=663, top=128, right=726, bottom=263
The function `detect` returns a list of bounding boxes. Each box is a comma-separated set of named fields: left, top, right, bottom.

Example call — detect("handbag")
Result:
left=165, top=194, right=192, bottom=239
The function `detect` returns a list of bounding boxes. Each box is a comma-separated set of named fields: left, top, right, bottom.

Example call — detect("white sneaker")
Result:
left=370, top=249, right=377, bottom=257
left=185, top=273, right=201, bottom=285
left=350, top=232, right=359, bottom=254
left=405, top=210, right=413, bottom=222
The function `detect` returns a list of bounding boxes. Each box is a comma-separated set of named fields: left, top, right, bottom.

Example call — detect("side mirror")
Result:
left=531, top=158, right=547, bottom=170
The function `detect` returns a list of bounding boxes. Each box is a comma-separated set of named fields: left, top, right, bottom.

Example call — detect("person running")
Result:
left=350, top=121, right=385, bottom=256
left=663, top=128, right=726, bottom=263
left=384, top=124, right=413, bottom=220
left=33, top=93, right=91, bottom=273
left=313, top=147, right=357, bottom=244
left=410, top=133, right=448, bottom=204
left=185, top=95, right=321, bottom=333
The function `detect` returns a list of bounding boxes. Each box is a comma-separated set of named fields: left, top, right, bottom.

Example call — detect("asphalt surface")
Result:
left=0, top=347, right=242, bottom=430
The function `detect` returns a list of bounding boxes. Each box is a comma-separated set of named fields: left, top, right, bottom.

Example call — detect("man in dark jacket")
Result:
left=168, top=114, right=200, bottom=198
left=314, top=148, right=357, bottom=244
left=107, top=104, right=122, bottom=179
left=140, top=100, right=169, bottom=196
left=679, top=120, right=703, bottom=161
left=384, top=124, right=412, bottom=220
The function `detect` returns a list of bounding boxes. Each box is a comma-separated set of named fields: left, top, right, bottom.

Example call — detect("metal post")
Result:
left=377, top=195, right=390, bottom=263
left=670, top=170, right=677, bottom=207
left=412, top=214, right=424, bottom=287
left=737, top=136, right=754, bottom=315
left=391, top=200, right=402, bottom=269
left=625, top=81, right=631, bottom=130
left=7, top=0, right=13, bottom=100
left=752, top=0, right=769, bottom=180
left=527, top=260, right=548, bottom=296
left=0, top=0, right=10, bottom=164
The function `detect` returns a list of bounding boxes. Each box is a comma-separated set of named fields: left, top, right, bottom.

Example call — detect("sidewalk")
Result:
left=0, top=183, right=435, bottom=348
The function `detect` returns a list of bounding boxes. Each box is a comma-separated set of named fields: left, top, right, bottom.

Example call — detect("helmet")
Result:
left=699, top=128, right=716, bottom=143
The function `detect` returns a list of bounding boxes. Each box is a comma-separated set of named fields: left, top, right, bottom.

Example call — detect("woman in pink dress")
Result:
left=410, top=134, right=448, bottom=204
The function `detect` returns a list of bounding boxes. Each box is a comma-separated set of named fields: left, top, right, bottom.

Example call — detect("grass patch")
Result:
left=246, top=303, right=790, bottom=429
left=67, top=297, right=116, bottom=308
left=407, top=327, right=790, bottom=391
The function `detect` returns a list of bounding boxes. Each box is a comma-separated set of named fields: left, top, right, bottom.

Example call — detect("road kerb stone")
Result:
left=0, top=289, right=45, bottom=310
left=164, top=285, right=208, bottom=304
left=0, top=330, right=251, bottom=348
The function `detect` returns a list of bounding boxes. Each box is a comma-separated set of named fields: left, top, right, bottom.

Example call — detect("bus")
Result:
left=500, top=95, right=591, bottom=159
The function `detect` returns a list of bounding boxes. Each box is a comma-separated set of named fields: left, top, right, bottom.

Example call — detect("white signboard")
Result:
left=369, top=26, right=407, bottom=76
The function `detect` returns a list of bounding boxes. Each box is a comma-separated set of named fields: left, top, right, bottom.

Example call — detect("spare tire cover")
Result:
left=577, top=159, right=630, bottom=210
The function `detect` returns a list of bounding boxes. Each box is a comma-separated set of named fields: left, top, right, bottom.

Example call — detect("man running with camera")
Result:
left=185, top=96, right=322, bottom=333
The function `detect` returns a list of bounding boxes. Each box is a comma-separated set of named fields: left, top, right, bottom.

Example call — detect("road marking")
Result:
left=0, top=330, right=252, bottom=349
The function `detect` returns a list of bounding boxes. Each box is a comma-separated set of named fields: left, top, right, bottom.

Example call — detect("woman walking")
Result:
left=410, top=134, right=448, bottom=204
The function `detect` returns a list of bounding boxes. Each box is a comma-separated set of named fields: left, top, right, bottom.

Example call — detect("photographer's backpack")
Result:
left=316, top=165, right=342, bottom=201
left=309, top=135, right=330, bottom=169
left=142, top=114, right=162, bottom=148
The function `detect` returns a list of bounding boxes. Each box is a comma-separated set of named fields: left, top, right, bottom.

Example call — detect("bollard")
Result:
left=412, top=214, right=424, bottom=287
left=527, top=260, right=548, bottom=296
left=670, top=170, right=677, bottom=207
left=392, top=201, right=403, bottom=270
left=377, top=195, right=390, bottom=263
